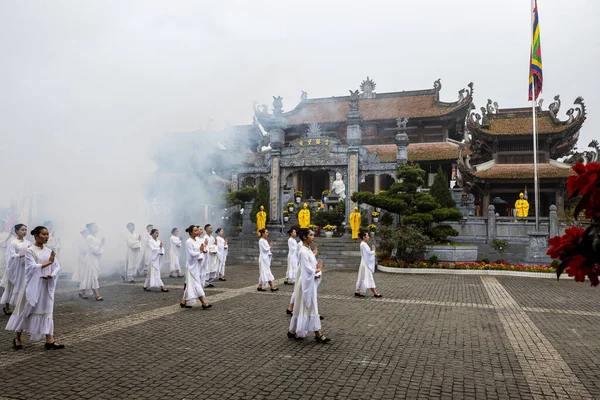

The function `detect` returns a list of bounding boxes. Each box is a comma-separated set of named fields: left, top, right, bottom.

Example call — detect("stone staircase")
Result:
left=226, top=234, right=363, bottom=268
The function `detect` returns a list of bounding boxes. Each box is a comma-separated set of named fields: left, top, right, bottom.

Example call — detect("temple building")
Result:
left=460, top=95, right=587, bottom=216
left=232, top=78, right=475, bottom=220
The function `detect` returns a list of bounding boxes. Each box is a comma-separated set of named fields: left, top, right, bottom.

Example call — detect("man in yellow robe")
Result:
left=349, top=207, right=361, bottom=240
left=515, top=193, right=529, bottom=218
left=298, top=203, right=311, bottom=228
left=256, top=205, right=267, bottom=236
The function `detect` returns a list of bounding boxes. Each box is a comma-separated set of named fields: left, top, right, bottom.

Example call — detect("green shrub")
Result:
left=428, top=255, right=439, bottom=265
left=491, top=239, right=510, bottom=261
left=550, top=259, right=560, bottom=269
left=481, top=257, right=490, bottom=264
left=380, top=212, right=394, bottom=227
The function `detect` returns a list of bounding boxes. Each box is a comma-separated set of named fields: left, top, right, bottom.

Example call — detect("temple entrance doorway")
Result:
left=299, top=170, right=329, bottom=200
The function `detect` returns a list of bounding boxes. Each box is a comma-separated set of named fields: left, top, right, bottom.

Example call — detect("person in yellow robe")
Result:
left=515, top=193, right=529, bottom=218
left=256, top=205, right=267, bottom=236
left=298, top=203, right=311, bottom=228
left=350, top=207, right=361, bottom=240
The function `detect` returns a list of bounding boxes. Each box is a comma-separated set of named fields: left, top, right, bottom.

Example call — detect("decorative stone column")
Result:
left=346, top=89, right=362, bottom=217
left=254, top=96, right=288, bottom=222
left=549, top=204, right=558, bottom=238
left=241, top=200, right=254, bottom=235
left=374, top=174, right=380, bottom=194
left=395, top=118, right=409, bottom=165
left=231, top=170, right=239, bottom=192
left=487, top=205, right=496, bottom=241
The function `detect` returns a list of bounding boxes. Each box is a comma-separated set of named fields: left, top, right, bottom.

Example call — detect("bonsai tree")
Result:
left=226, top=187, right=258, bottom=207
left=490, top=239, right=510, bottom=263
left=351, top=163, right=462, bottom=242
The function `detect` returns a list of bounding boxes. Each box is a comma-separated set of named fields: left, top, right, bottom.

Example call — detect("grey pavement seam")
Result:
left=480, top=276, right=592, bottom=399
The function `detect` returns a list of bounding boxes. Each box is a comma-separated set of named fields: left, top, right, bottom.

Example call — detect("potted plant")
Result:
left=322, top=189, right=330, bottom=202
left=283, top=210, right=289, bottom=222
left=308, top=224, right=318, bottom=235
left=323, top=224, right=336, bottom=238
left=286, top=202, right=295, bottom=212
left=371, top=211, right=379, bottom=223
left=294, top=190, right=302, bottom=203
left=368, top=223, right=378, bottom=237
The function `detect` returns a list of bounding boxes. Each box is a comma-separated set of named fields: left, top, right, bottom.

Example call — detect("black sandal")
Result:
left=13, top=339, right=23, bottom=350
left=354, top=293, right=365, bottom=298
left=257, top=287, right=267, bottom=292
left=161, top=288, right=169, bottom=292
left=270, top=287, right=279, bottom=292
left=44, top=341, right=65, bottom=350
left=180, top=302, right=192, bottom=309
left=218, top=277, right=226, bottom=281
left=3, top=306, right=12, bottom=316
left=202, top=303, right=212, bottom=310
left=143, top=287, right=150, bottom=292
left=315, top=335, right=331, bottom=344
left=287, top=332, right=304, bottom=340
left=319, top=315, right=324, bottom=320
left=95, top=296, right=104, bottom=301
left=78, top=293, right=89, bottom=300
left=374, top=293, right=383, bottom=298
left=286, top=309, right=293, bottom=316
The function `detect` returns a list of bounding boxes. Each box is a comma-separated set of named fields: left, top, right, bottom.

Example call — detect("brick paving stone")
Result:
left=0, top=265, right=599, bottom=399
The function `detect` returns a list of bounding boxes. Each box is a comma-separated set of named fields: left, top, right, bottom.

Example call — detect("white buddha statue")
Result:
left=331, top=172, right=346, bottom=200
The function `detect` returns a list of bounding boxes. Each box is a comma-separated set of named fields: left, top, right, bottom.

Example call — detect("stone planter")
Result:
left=295, top=197, right=301, bottom=203
left=288, top=207, right=294, bottom=212
left=373, top=218, right=379, bottom=223
left=324, top=231, right=334, bottom=238
left=369, top=232, right=376, bottom=238
left=283, top=216, right=289, bottom=222
left=425, top=245, right=478, bottom=262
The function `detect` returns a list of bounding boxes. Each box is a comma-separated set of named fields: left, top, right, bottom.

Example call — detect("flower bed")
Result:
left=378, top=260, right=556, bottom=274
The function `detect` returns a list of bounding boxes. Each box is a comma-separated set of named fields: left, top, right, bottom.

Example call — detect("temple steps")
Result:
left=226, top=235, right=364, bottom=268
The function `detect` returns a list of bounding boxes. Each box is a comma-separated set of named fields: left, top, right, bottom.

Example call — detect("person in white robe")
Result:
left=6, top=225, right=65, bottom=350
left=0, top=222, right=11, bottom=313
left=169, top=228, right=183, bottom=278
left=44, top=221, right=60, bottom=257
left=284, top=228, right=299, bottom=285
left=355, top=231, right=382, bottom=298
left=180, top=225, right=211, bottom=309
left=143, top=229, right=168, bottom=292
left=1, top=224, right=31, bottom=316
left=79, top=223, right=105, bottom=301
left=288, top=228, right=330, bottom=343
left=122, top=223, right=141, bottom=283
left=136, top=224, right=153, bottom=276
left=72, top=228, right=89, bottom=283
left=257, top=229, right=278, bottom=292
left=287, top=237, right=307, bottom=316
left=205, top=224, right=219, bottom=284
left=215, top=228, right=228, bottom=281
left=196, top=227, right=211, bottom=287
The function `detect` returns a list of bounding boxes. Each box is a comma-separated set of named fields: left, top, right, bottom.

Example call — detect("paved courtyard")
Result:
left=1, top=263, right=600, bottom=400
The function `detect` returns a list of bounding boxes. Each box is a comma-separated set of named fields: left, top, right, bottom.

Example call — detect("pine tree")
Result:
left=251, top=177, right=270, bottom=223
left=430, top=167, right=456, bottom=209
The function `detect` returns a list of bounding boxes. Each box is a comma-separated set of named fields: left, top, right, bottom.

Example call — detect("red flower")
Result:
left=567, top=162, right=600, bottom=197
left=547, top=226, right=585, bottom=260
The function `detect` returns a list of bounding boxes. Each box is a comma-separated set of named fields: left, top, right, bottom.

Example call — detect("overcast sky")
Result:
left=1, top=0, right=597, bottom=149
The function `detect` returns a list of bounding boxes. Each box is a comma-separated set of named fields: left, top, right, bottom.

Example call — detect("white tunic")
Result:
left=289, top=245, right=321, bottom=337
left=169, top=236, right=182, bottom=272
left=1, top=238, right=31, bottom=305
left=125, top=230, right=142, bottom=278
left=355, top=241, right=376, bottom=293
left=0, top=232, right=11, bottom=288
left=258, top=238, right=274, bottom=285
left=138, top=233, right=151, bottom=272
left=6, top=245, right=60, bottom=341
left=144, top=238, right=164, bottom=289
left=197, top=235, right=209, bottom=286
left=46, top=231, right=60, bottom=256
left=79, top=235, right=103, bottom=294
left=216, top=236, right=228, bottom=276
left=206, top=235, right=219, bottom=280
left=285, top=237, right=299, bottom=282
left=183, top=238, right=205, bottom=304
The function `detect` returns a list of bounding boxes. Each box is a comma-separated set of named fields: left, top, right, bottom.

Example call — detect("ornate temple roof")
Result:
left=277, top=79, right=473, bottom=126
left=467, top=96, right=586, bottom=137
left=367, top=142, right=469, bottom=163
left=472, top=161, right=575, bottom=180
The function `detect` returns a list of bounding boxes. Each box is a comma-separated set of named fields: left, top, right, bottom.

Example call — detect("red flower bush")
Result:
left=548, top=162, right=600, bottom=286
